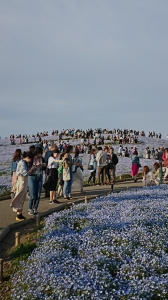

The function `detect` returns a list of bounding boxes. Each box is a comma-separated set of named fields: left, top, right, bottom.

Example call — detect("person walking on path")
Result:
left=11, top=149, right=22, bottom=199
left=88, top=149, right=97, bottom=185
left=130, top=150, right=140, bottom=182
left=57, top=153, right=65, bottom=197
left=109, top=147, right=118, bottom=184
left=63, top=145, right=73, bottom=200
left=96, top=146, right=107, bottom=186
left=44, top=144, right=57, bottom=197
left=47, top=149, right=60, bottom=204
left=72, top=148, right=84, bottom=192
left=104, top=146, right=111, bottom=184
left=28, top=147, right=46, bottom=215
left=10, top=151, right=35, bottom=221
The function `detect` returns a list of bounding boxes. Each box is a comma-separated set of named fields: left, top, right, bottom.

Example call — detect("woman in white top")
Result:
left=47, top=149, right=60, bottom=204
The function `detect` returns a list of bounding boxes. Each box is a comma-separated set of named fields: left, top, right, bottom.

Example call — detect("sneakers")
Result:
left=64, top=196, right=72, bottom=200
left=16, top=214, right=26, bottom=221
left=49, top=199, right=60, bottom=204
left=28, top=209, right=38, bottom=215
left=28, top=209, right=34, bottom=215
left=53, top=199, right=60, bottom=204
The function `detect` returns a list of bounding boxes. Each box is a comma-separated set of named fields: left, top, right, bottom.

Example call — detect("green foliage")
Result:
left=11, top=243, right=37, bottom=264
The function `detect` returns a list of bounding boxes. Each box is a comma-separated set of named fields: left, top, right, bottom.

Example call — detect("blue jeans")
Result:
left=63, top=168, right=73, bottom=197
left=28, top=174, right=43, bottom=210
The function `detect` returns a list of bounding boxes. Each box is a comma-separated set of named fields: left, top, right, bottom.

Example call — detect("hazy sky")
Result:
left=0, top=0, right=168, bottom=138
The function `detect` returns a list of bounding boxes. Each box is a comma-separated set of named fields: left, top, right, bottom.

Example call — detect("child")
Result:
left=142, top=166, right=154, bottom=187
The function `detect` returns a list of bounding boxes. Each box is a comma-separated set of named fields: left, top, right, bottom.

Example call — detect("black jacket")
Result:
left=112, top=153, right=118, bottom=165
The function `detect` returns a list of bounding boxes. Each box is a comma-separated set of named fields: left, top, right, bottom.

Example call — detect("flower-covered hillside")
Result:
left=0, top=135, right=168, bottom=194
left=12, top=185, right=168, bottom=299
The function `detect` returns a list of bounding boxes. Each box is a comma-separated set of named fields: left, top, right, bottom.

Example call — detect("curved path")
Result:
left=0, top=180, right=142, bottom=235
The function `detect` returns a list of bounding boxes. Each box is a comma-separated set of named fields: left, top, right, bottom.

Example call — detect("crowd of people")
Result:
left=130, top=147, right=168, bottom=185
left=9, top=142, right=120, bottom=221
left=9, top=127, right=164, bottom=146
left=9, top=127, right=168, bottom=222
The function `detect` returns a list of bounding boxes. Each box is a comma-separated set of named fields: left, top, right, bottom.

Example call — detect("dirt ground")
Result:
left=0, top=221, right=40, bottom=300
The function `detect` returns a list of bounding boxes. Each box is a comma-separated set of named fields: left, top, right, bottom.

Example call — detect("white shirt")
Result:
left=48, top=157, right=59, bottom=169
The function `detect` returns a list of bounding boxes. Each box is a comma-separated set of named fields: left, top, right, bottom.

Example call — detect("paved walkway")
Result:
left=0, top=180, right=142, bottom=233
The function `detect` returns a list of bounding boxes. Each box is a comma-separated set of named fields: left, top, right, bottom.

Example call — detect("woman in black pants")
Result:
left=47, top=149, right=60, bottom=204
left=88, top=149, right=97, bottom=185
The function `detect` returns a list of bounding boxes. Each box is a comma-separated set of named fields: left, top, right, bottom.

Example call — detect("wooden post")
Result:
left=15, top=232, right=20, bottom=247
left=0, top=259, right=3, bottom=283
left=85, top=196, right=88, bottom=204
left=120, top=175, right=122, bottom=180
left=36, top=214, right=40, bottom=227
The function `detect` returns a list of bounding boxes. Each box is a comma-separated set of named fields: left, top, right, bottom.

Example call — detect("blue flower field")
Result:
left=12, top=185, right=168, bottom=299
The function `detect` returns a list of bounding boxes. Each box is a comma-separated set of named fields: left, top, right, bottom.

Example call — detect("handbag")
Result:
left=88, top=165, right=93, bottom=170
left=43, top=173, right=52, bottom=189
left=46, top=167, right=52, bottom=176
left=63, top=168, right=70, bottom=181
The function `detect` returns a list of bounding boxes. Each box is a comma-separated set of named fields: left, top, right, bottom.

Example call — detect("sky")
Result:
left=0, top=0, right=168, bottom=138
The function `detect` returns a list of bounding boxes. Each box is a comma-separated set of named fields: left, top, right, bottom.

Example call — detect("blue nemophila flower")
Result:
left=11, top=186, right=168, bottom=299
